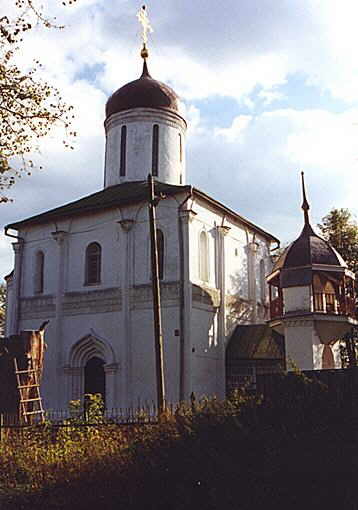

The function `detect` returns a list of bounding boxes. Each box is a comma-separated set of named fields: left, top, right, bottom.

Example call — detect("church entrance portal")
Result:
left=84, top=357, right=106, bottom=403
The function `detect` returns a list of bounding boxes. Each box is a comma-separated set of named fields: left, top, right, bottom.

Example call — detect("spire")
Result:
left=301, top=171, right=310, bottom=226
left=140, top=57, right=151, bottom=78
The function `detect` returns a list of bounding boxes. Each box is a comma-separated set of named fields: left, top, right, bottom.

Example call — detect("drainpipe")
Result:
left=5, top=227, right=25, bottom=335
left=178, top=188, right=193, bottom=401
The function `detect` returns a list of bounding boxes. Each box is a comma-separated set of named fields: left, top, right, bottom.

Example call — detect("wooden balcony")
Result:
left=313, top=292, right=356, bottom=318
left=269, top=292, right=356, bottom=320
left=270, top=296, right=283, bottom=319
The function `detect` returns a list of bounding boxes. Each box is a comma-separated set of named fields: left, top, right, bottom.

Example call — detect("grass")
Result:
left=0, top=374, right=357, bottom=510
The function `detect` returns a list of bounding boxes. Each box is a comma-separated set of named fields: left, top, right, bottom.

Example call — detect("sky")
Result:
left=1, top=0, right=358, bottom=279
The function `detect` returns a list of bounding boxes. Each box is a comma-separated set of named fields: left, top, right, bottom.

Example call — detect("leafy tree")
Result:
left=318, top=208, right=358, bottom=367
left=318, top=208, right=358, bottom=275
left=0, top=283, right=6, bottom=336
left=0, top=0, right=76, bottom=202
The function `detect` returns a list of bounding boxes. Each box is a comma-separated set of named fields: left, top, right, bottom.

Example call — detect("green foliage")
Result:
left=0, top=0, right=76, bottom=202
left=319, top=208, right=358, bottom=367
left=0, top=372, right=357, bottom=509
left=318, top=208, right=358, bottom=275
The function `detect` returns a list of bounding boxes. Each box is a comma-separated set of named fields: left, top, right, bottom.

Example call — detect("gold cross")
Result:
left=136, top=5, right=153, bottom=46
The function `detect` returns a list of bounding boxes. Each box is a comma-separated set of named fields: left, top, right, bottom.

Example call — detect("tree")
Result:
left=0, top=0, right=76, bottom=202
left=0, top=283, right=6, bottom=336
left=318, top=208, right=358, bottom=276
left=318, top=208, right=358, bottom=368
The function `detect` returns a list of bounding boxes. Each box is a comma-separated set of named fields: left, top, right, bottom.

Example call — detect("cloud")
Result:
left=187, top=107, right=358, bottom=243
left=2, top=0, right=358, bottom=279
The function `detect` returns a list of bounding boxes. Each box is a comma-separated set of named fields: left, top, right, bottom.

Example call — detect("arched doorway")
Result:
left=84, top=357, right=106, bottom=403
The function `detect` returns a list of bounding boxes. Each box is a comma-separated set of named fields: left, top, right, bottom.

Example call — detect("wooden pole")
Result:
left=147, top=174, right=166, bottom=415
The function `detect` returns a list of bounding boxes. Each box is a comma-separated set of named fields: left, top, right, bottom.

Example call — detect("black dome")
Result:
left=273, top=223, right=347, bottom=271
left=105, top=61, right=181, bottom=118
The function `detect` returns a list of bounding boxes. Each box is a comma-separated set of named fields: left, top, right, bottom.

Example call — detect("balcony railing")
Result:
left=270, top=292, right=356, bottom=320
left=313, top=292, right=356, bottom=317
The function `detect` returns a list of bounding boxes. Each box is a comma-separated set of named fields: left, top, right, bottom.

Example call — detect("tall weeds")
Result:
left=0, top=374, right=357, bottom=510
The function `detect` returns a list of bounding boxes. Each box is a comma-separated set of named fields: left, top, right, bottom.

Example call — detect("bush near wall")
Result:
left=1, top=373, right=357, bottom=510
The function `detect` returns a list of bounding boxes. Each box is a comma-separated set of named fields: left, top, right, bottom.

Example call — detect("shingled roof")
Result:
left=6, top=180, right=279, bottom=242
left=6, top=181, right=188, bottom=230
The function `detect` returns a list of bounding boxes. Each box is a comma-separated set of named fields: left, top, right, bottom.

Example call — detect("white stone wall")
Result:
left=104, top=109, right=186, bottom=187
left=283, top=286, right=312, bottom=314
left=284, top=319, right=315, bottom=370
left=11, top=191, right=274, bottom=408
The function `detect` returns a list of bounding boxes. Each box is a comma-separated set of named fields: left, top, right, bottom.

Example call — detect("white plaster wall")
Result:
left=284, top=321, right=314, bottom=370
left=21, top=225, right=58, bottom=296
left=332, top=342, right=342, bottom=369
left=65, top=211, right=121, bottom=292
left=4, top=279, right=14, bottom=336
left=133, top=197, right=181, bottom=285
left=191, top=307, right=221, bottom=398
left=283, top=286, right=312, bottom=314
left=225, top=234, right=248, bottom=299
left=312, top=327, right=324, bottom=369
left=104, top=109, right=186, bottom=187
left=12, top=189, right=276, bottom=409
left=130, top=305, right=181, bottom=404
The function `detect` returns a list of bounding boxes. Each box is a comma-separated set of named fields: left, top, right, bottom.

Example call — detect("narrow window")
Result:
left=156, top=229, right=164, bottom=280
left=85, top=242, right=101, bottom=285
left=199, top=231, right=209, bottom=282
left=152, top=124, right=159, bottom=176
left=120, top=125, right=127, bottom=177
left=179, top=133, right=183, bottom=163
left=34, top=251, right=44, bottom=294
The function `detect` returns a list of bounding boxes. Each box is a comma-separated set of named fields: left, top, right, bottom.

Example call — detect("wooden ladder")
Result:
left=14, top=357, right=45, bottom=424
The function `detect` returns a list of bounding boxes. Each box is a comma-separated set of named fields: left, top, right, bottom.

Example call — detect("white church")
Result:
left=4, top=46, right=357, bottom=410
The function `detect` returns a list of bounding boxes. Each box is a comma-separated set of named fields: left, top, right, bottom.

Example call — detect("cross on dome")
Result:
left=136, top=5, right=153, bottom=60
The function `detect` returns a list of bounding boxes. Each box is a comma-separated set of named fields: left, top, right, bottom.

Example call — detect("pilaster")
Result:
left=246, top=241, right=259, bottom=323
left=178, top=208, right=195, bottom=400
left=10, top=241, right=24, bottom=335
left=216, top=225, right=230, bottom=398
left=52, top=230, right=68, bottom=407
left=118, top=219, right=135, bottom=407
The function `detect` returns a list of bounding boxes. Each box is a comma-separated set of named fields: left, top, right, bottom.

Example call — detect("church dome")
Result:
left=105, top=61, right=181, bottom=118
left=273, top=172, right=347, bottom=272
left=273, top=223, right=347, bottom=272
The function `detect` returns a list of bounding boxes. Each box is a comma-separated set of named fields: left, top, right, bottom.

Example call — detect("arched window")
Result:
left=324, top=280, right=336, bottom=313
left=120, top=125, right=127, bottom=177
left=85, top=242, right=101, bottom=285
left=152, top=124, right=159, bottom=176
left=156, top=229, right=164, bottom=280
left=84, top=356, right=106, bottom=404
left=199, top=231, right=209, bottom=282
left=34, top=251, right=44, bottom=294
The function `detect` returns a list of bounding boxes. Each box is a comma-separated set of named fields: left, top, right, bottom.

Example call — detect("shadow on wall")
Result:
left=226, top=269, right=269, bottom=334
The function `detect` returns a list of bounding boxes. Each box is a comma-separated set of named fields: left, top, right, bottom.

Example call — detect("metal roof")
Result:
left=6, top=180, right=279, bottom=243
left=106, top=61, right=182, bottom=119
left=226, top=324, right=284, bottom=360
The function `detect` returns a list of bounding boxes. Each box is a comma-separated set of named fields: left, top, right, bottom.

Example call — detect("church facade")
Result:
left=4, top=54, right=279, bottom=410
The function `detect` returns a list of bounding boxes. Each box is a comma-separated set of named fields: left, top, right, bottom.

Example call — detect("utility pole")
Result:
left=147, top=173, right=166, bottom=414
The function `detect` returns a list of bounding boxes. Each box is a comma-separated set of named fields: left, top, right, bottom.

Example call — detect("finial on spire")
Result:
left=137, top=5, right=153, bottom=60
left=301, top=171, right=310, bottom=226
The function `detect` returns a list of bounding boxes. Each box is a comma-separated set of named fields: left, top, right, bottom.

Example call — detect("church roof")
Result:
left=272, top=173, right=347, bottom=272
left=106, top=61, right=182, bottom=119
left=226, top=324, right=284, bottom=360
left=272, top=223, right=347, bottom=271
left=6, top=180, right=279, bottom=243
